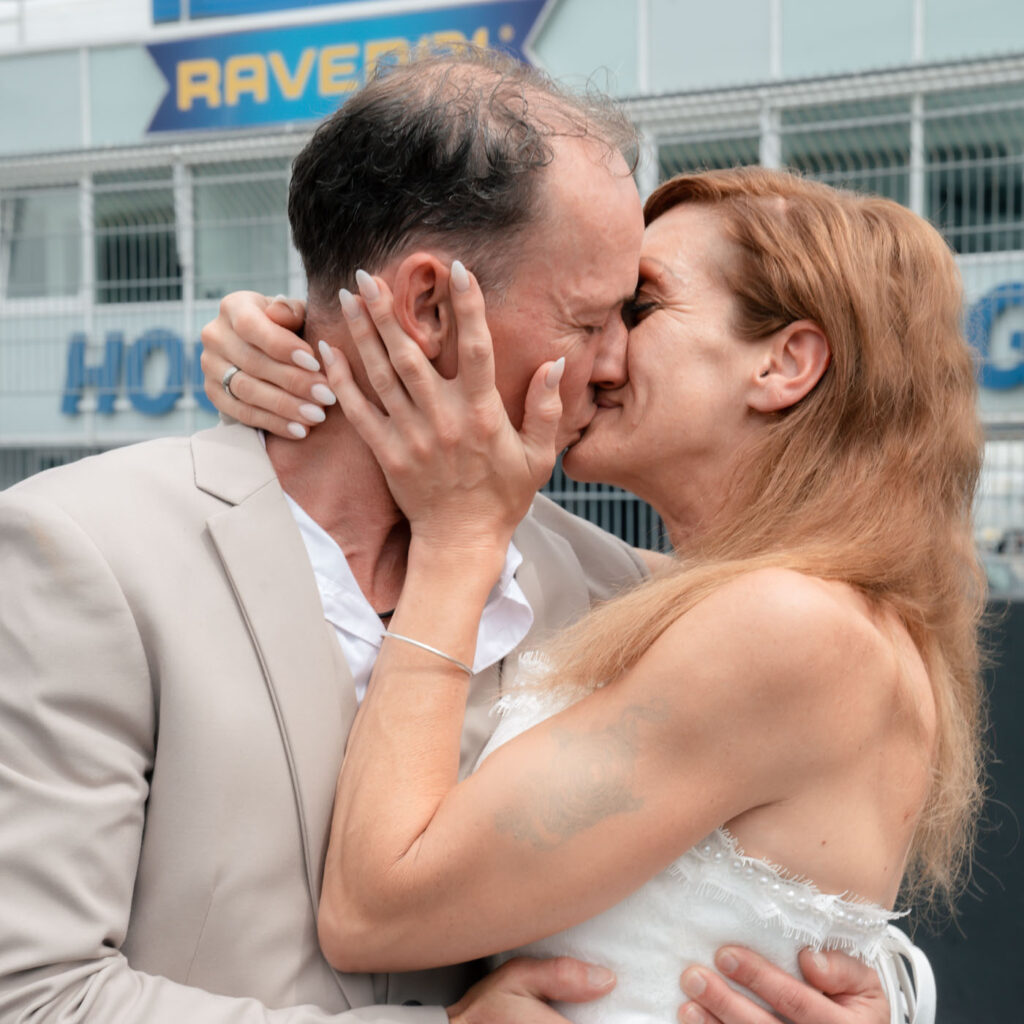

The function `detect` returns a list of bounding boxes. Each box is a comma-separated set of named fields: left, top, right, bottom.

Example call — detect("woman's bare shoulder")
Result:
left=667, top=567, right=883, bottom=647
left=641, top=567, right=908, bottom=733
left=597, top=568, right=917, bottom=822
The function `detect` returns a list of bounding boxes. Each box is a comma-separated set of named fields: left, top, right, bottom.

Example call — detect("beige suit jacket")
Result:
left=0, top=423, right=648, bottom=1023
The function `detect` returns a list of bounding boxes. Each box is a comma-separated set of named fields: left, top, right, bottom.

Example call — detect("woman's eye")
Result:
left=622, top=300, right=658, bottom=329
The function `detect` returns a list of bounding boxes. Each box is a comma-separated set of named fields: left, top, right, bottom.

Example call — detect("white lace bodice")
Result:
left=476, top=656, right=933, bottom=1024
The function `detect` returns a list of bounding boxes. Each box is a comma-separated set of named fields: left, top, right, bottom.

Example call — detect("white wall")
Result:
left=0, top=0, right=150, bottom=50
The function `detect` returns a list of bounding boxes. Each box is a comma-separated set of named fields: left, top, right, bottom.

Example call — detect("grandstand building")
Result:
left=1, top=0, right=1023, bottom=543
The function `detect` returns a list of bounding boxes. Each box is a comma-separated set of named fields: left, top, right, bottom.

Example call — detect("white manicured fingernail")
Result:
left=291, top=350, right=320, bottom=372
left=318, top=340, right=337, bottom=366
left=811, top=951, right=829, bottom=972
left=680, top=1003, right=705, bottom=1024
left=451, top=260, right=470, bottom=293
left=311, top=383, right=336, bottom=405
left=716, top=950, right=739, bottom=974
left=681, top=969, right=707, bottom=998
left=338, top=288, right=361, bottom=320
left=355, top=269, right=380, bottom=301
left=287, top=422, right=307, bottom=439
left=545, top=357, right=565, bottom=389
left=299, top=403, right=326, bottom=423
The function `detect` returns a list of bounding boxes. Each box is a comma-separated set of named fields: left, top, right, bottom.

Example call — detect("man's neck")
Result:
left=266, top=415, right=409, bottom=613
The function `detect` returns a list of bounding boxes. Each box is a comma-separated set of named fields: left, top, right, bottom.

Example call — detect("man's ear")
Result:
left=389, top=252, right=455, bottom=372
left=748, top=320, right=831, bottom=413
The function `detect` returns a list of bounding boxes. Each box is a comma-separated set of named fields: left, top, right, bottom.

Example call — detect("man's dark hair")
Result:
left=288, top=47, right=637, bottom=307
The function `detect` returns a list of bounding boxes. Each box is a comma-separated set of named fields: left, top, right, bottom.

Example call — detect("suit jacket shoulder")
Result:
left=519, top=493, right=649, bottom=604
left=0, top=425, right=405, bottom=1022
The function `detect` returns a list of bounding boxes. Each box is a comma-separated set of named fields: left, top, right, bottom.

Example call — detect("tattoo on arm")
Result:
left=493, top=702, right=666, bottom=850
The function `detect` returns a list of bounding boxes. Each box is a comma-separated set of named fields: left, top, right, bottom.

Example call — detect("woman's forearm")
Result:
left=320, top=542, right=503, bottom=968
left=315, top=267, right=574, bottom=970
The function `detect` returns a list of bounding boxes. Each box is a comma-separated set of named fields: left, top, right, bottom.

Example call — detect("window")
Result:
left=94, top=168, right=181, bottom=303
left=658, top=136, right=760, bottom=181
left=193, top=158, right=290, bottom=300
left=780, top=99, right=911, bottom=205
left=0, top=186, right=80, bottom=299
left=925, top=88, right=1024, bottom=254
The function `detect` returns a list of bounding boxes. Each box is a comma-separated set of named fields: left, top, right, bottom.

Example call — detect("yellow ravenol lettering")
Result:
left=225, top=54, right=269, bottom=106
left=364, top=37, right=410, bottom=80
left=268, top=48, right=316, bottom=100
left=319, top=43, right=359, bottom=97
left=177, top=58, right=221, bottom=111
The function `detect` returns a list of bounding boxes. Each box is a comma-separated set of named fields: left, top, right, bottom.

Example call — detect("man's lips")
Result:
left=577, top=404, right=599, bottom=431
left=561, top=410, right=593, bottom=449
left=564, top=395, right=623, bottom=446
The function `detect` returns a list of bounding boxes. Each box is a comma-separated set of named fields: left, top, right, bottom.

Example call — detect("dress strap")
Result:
left=877, top=925, right=936, bottom=1024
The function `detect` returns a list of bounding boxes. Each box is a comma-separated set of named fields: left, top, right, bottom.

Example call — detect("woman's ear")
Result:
left=748, top=320, right=831, bottom=413
left=389, top=253, right=456, bottom=373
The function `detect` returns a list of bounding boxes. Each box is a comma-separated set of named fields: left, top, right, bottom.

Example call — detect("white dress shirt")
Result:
left=284, top=493, right=534, bottom=702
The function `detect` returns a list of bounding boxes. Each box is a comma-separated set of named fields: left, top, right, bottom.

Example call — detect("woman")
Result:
left=204, top=168, right=982, bottom=1023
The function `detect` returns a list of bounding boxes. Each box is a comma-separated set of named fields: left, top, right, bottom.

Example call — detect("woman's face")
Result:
left=562, top=203, right=769, bottom=512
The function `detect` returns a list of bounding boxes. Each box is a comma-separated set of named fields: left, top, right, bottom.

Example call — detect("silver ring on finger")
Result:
left=222, top=364, right=242, bottom=399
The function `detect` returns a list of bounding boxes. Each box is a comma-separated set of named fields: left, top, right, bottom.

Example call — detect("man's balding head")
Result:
left=287, top=48, right=637, bottom=312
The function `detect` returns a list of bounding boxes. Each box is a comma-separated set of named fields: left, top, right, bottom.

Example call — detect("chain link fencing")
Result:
left=1, top=61, right=1023, bottom=570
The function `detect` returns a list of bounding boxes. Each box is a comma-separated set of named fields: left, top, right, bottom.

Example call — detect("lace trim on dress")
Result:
left=492, top=657, right=907, bottom=965
left=669, top=828, right=904, bottom=962
left=492, top=652, right=594, bottom=718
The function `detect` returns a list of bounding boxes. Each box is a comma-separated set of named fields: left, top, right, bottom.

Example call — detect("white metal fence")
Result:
left=2, top=57, right=1024, bottom=555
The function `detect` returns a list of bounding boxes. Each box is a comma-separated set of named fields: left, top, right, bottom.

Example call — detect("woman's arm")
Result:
left=325, top=566, right=876, bottom=973
left=318, top=273, right=886, bottom=976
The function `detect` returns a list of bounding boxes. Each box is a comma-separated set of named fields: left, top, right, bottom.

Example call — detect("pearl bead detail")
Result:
left=688, top=830, right=896, bottom=941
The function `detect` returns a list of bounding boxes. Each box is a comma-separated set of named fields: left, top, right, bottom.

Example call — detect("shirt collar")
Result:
left=284, top=493, right=533, bottom=674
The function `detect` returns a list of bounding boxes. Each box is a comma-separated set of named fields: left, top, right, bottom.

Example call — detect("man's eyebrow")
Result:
left=569, top=291, right=637, bottom=317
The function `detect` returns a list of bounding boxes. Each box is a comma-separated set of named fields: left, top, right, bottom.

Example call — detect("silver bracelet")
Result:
left=382, top=631, right=473, bottom=676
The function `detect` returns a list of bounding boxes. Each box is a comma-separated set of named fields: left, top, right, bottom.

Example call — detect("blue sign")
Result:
left=965, top=282, right=1024, bottom=390
left=155, top=1, right=361, bottom=24
left=146, top=1, right=545, bottom=133
left=62, top=332, right=216, bottom=417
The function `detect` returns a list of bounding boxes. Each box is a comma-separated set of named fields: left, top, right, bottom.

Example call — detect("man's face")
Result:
left=485, top=140, right=645, bottom=452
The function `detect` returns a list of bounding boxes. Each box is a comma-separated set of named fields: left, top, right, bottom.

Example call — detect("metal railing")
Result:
left=2, top=56, right=1024, bottom=552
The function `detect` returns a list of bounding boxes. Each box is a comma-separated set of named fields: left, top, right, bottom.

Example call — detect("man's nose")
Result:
left=590, top=317, right=629, bottom=389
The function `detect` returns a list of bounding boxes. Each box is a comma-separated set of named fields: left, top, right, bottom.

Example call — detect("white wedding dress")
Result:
left=476, top=657, right=936, bottom=1024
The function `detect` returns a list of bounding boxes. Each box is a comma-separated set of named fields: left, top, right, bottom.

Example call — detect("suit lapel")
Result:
left=460, top=661, right=501, bottom=779
left=195, top=426, right=371, bottom=1009
left=455, top=513, right=593, bottom=775
left=513, top=507, right=592, bottom=648
left=460, top=511, right=585, bottom=778
left=190, top=430, right=604, bottom=1010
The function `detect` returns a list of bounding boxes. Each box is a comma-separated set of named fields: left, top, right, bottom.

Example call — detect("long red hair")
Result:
left=546, top=167, right=986, bottom=908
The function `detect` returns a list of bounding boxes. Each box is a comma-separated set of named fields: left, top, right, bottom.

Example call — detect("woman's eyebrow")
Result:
left=636, top=258, right=678, bottom=293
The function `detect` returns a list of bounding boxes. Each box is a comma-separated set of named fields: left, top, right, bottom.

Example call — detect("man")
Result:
left=1, top=50, right=900, bottom=1023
